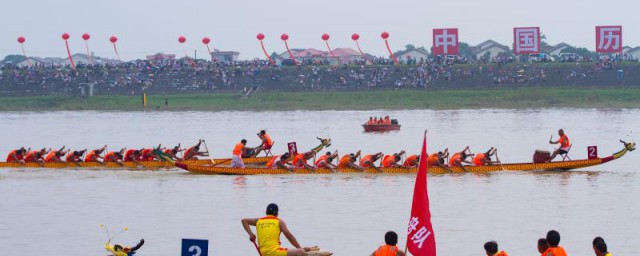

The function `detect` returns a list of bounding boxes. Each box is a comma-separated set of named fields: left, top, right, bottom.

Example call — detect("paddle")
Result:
left=202, top=140, right=216, bottom=165
left=251, top=240, right=263, bottom=256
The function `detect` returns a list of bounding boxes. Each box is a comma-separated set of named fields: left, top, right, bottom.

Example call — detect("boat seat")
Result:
left=264, top=141, right=274, bottom=157
left=560, top=145, right=572, bottom=161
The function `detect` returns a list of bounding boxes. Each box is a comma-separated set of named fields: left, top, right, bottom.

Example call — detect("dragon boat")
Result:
left=168, top=140, right=635, bottom=175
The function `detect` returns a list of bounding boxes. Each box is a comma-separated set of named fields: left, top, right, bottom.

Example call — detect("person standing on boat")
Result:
left=449, top=147, right=472, bottom=167
left=403, top=154, right=419, bottom=167
left=369, top=231, right=406, bottom=256
left=44, top=146, right=69, bottom=163
left=473, top=147, right=500, bottom=166
left=253, top=130, right=274, bottom=157
left=542, top=230, right=568, bottom=256
left=315, top=151, right=338, bottom=171
left=381, top=150, right=405, bottom=168
left=85, top=145, right=107, bottom=163
left=549, top=129, right=571, bottom=161
left=484, top=241, right=508, bottom=256
left=66, top=149, right=86, bottom=163
left=183, top=140, right=208, bottom=160
left=292, top=151, right=316, bottom=170
left=337, top=151, right=363, bottom=171
left=231, top=139, right=252, bottom=168
left=360, top=152, right=383, bottom=172
left=6, top=147, right=27, bottom=163
left=242, top=203, right=313, bottom=256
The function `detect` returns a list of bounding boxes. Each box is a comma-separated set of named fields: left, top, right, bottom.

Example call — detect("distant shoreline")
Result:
left=0, top=87, right=639, bottom=111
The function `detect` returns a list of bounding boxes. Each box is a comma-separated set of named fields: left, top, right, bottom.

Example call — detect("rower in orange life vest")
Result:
left=360, top=152, right=384, bottom=172
left=252, top=130, right=274, bottom=157
left=85, top=145, right=107, bottom=164
left=123, top=149, right=142, bottom=164
left=449, top=146, right=472, bottom=167
left=104, top=149, right=125, bottom=166
left=542, top=230, right=567, bottom=256
left=337, top=151, right=363, bottom=171
left=403, top=154, right=419, bottom=167
left=472, top=147, right=500, bottom=166
left=292, top=151, right=316, bottom=170
left=266, top=153, right=293, bottom=171
left=24, top=148, right=47, bottom=164
left=315, top=150, right=338, bottom=172
left=548, top=129, right=571, bottom=161
left=242, top=203, right=314, bottom=256
left=370, top=231, right=406, bottom=256
left=137, top=146, right=160, bottom=161
left=231, top=139, right=254, bottom=168
left=162, top=144, right=182, bottom=161
left=7, top=147, right=27, bottom=163
left=182, top=140, right=208, bottom=160
left=44, top=146, right=69, bottom=163
left=66, top=149, right=87, bottom=163
left=381, top=150, right=405, bottom=168
left=484, top=241, right=508, bottom=256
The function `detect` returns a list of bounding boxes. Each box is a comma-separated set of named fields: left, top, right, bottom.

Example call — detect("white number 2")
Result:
left=189, top=245, right=202, bottom=256
left=588, top=147, right=596, bottom=157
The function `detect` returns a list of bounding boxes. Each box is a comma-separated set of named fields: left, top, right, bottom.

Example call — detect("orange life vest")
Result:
left=233, top=143, right=243, bottom=156
left=104, top=152, right=119, bottom=162
left=263, top=134, right=273, bottom=149
left=495, top=250, right=508, bottom=256
left=45, top=151, right=60, bottom=162
left=427, top=153, right=439, bottom=166
left=66, top=152, right=81, bottom=162
left=315, top=155, right=329, bottom=167
left=7, top=150, right=23, bottom=162
left=266, top=155, right=280, bottom=168
left=381, top=155, right=396, bottom=167
left=183, top=147, right=196, bottom=160
left=338, top=155, right=351, bottom=168
left=139, top=148, right=154, bottom=161
left=473, top=153, right=486, bottom=166
left=545, top=246, right=567, bottom=256
left=360, top=155, right=374, bottom=167
left=374, top=245, right=398, bottom=256
left=403, top=154, right=418, bottom=167
left=124, top=149, right=137, bottom=162
left=449, top=153, right=462, bottom=166
left=559, top=134, right=570, bottom=149
left=85, top=150, right=99, bottom=162
left=24, top=151, right=40, bottom=162
left=292, top=153, right=306, bottom=167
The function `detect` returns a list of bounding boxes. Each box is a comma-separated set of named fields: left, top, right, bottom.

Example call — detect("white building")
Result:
left=471, top=40, right=511, bottom=60
left=396, top=48, right=430, bottom=62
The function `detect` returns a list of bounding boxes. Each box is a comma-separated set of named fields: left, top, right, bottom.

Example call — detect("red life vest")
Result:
left=315, top=155, right=329, bottom=167
left=124, top=149, right=138, bottom=162
left=374, top=245, right=398, bottom=256
left=7, top=150, right=23, bottom=162
left=266, top=155, right=280, bottom=168
left=85, top=150, right=99, bottom=162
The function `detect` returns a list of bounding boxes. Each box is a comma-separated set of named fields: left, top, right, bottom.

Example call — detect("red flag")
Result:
left=407, top=131, right=436, bottom=256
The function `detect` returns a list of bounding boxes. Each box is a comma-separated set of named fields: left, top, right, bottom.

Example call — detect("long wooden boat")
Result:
left=0, top=157, right=271, bottom=169
left=363, top=124, right=401, bottom=132
left=173, top=141, right=635, bottom=175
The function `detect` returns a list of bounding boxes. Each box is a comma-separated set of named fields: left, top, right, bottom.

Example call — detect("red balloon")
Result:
left=256, top=33, right=265, bottom=40
left=17, top=36, right=25, bottom=44
left=381, top=32, right=389, bottom=39
left=280, top=33, right=289, bottom=41
left=62, top=33, right=70, bottom=40
left=322, top=33, right=330, bottom=41
left=178, top=36, right=186, bottom=43
left=351, top=33, right=360, bottom=41
left=82, top=33, right=90, bottom=40
left=110, top=36, right=118, bottom=43
left=202, top=37, right=211, bottom=44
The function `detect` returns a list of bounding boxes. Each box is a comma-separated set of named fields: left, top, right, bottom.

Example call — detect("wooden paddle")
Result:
left=251, top=240, right=262, bottom=256
left=202, top=140, right=216, bottom=165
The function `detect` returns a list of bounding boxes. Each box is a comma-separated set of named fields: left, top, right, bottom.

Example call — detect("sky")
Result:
left=2, top=0, right=639, bottom=61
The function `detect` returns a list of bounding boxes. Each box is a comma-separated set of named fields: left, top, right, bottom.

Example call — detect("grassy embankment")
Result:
left=0, top=87, right=639, bottom=111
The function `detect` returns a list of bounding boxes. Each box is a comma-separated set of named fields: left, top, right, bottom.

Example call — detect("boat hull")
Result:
left=363, top=124, right=401, bottom=132
left=0, top=156, right=271, bottom=169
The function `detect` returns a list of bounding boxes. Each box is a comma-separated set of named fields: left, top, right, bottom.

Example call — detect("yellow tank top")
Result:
left=256, top=215, right=281, bottom=254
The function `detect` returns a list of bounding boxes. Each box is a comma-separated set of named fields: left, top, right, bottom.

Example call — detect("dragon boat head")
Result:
left=621, top=140, right=636, bottom=152
left=317, top=137, right=332, bottom=147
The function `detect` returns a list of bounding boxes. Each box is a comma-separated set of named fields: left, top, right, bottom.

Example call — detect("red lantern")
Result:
left=202, top=37, right=211, bottom=44
left=381, top=32, right=389, bottom=39
left=351, top=33, right=360, bottom=41
left=178, top=36, right=186, bottom=43
left=17, top=36, right=25, bottom=44
left=110, top=36, right=118, bottom=43
left=82, top=33, right=90, bottom=40
left=281, top=33, right=289, bottom=41
left=62, top=33, right=70, bottom=40
left=322, top=33, right=330, bottom=41
left=256, top=33, right=265, bottom=40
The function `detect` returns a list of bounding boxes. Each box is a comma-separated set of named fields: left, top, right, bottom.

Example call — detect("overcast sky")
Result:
left=2, top=0, right=638, bottom=60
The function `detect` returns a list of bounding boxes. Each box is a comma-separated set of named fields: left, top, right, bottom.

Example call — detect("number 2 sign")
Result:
left=182, top=238, right=208, bottom=256
left=587, top=146, right=598, bottom=159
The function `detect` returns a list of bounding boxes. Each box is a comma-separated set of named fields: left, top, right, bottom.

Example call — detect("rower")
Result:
left=7, top=147, right=27, bottom=163
left=292, top=151, right=316, bottom=170
left=24, top=148, right=47, bottom=164
left=473, top=147, right=500, bottom=166
left=360, top=152, right=383, bottom=172
left=241, top=203, right=314, bottom=256
left=381, top=150, right=405, bottom=168
left=449, top=146, right=472, bottom=167
left=163, top=144, right=182, bottom=161
left=403, top=154, right=419, bottom=167
left=123, top=149, right=142, bottom=164
left=85, top=145, right=107, bottom=163
left=337, top=151, right=363, bottom=171
left=138, top=147, right=159, bottom=161
left=543, top=230, right=567, bottom=256
left=484, top=241, right=508, bottom=256
left=66, top=149, right=87, bottom=163
left=252, top=130, right=274, bottom=157
left=592, top=237, right=610, bottom=256
left=105, top=239, right=145, bottom=256
left=266, top=153, right=293, bottom=171
left=183, top=140, right=208, bottom=160
left=427, top=149, right=449, bottom=167
left=369, top=231, right=406, bottom=256
left=538, top=238, right=549, bottom=255
left=231, top=139, right=252, bottom=168
left=44, top=146, right=69, bottom=163
left=315, top=151, right=338, bottom=172
left=104, top=149, right=125, bottom=166
left=549, top=129, right=571, bottom=161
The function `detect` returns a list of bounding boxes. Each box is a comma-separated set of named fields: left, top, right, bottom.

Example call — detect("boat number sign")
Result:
left=288, top=142, right=298, bottom=156
left=588, top=146, right=598, bottom=159
left=182, top=238, right=209, bottom=256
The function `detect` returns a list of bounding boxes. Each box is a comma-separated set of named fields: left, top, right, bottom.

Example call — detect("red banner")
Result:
left=513, top=27, right=540, bottom=54
left=406, top=132, right=436, bottom=256
left=432, top=28, right=459, bottom=55
left=596, top=26, right=622, bottom=53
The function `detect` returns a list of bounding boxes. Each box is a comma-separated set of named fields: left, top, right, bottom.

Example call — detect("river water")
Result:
left=0, top=109, right=638, bottom=256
